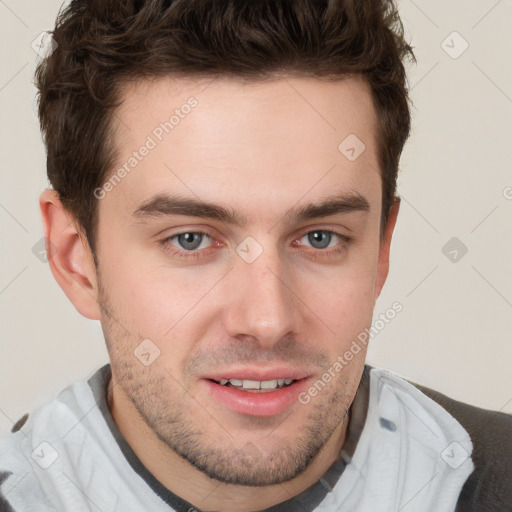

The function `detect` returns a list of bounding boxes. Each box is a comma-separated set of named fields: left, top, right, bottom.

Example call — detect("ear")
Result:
left=39, top=189, right=101, bottom=320
left=374, top=197, right=400, bottom=300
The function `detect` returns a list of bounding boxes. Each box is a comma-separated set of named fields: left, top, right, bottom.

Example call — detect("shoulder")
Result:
left=0, top=373, right=104, bottom=511
left=0, top=413, right=49, bottom=511
left=410, top=380, right=512, bottom=511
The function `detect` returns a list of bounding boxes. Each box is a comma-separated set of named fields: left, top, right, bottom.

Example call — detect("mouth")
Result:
left=202, top=371, right=311, bottom=417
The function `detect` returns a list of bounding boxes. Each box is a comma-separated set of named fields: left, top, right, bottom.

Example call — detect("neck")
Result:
left=109, top=378, right=349, bottom=512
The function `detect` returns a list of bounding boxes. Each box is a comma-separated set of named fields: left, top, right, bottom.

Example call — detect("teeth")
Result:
left=260, top=379, right=278, bottom=389
left=242, top=380, right=260, bottom=390
left=218, top=378, right=295, bottom=390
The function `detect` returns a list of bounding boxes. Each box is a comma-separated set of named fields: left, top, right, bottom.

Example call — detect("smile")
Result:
left=214, top=378, right=296, bottom=392
left=203, top=374, right=311, bottom=417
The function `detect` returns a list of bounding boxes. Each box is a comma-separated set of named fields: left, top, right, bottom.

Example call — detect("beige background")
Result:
left=1, top=0, right=511, bottom=436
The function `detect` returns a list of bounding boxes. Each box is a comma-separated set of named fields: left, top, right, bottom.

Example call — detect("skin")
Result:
left=40, top=74, right=400, bottom=512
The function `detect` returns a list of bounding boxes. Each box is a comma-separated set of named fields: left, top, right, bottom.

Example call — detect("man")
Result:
left=0, top=0, right=510, bottom=511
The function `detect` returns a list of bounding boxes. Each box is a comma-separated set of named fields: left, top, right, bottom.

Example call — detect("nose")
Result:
left=221, top=248, right=302, bottom=350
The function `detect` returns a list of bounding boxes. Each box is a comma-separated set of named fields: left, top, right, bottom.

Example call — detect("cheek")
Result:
left=97, top=249, right=169, bottom=336
left=100, top=251, right=218, bottom=350
left=309, top=280, right=375, bottom=341
left=298, top=253, right=378, bottom=342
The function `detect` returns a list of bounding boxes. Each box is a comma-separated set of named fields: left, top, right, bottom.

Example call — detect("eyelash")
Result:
left=298, top=230, right=352, bottom=260
left=160, top=230, right=217, bottom=260
left=160, top=229, right=352, bottom=260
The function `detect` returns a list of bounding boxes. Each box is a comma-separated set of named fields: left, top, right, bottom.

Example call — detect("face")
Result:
left=95, top=75, right=389, bottom=486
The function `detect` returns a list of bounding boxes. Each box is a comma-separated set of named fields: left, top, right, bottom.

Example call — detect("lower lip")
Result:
left=203, top=378, right=310, bottom=417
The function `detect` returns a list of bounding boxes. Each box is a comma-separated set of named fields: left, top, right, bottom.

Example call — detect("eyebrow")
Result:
left=132, top=191, right=370, bottom=227
left=289, top=192, right=370, bottom=224
left=132, top=194, right=246, bottom=226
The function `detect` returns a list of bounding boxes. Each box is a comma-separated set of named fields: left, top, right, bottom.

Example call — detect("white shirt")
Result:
left=0, top=365, right=474, bottom=511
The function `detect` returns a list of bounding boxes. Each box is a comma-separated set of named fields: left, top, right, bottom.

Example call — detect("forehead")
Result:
left=104, top=74, right=381, bottom=224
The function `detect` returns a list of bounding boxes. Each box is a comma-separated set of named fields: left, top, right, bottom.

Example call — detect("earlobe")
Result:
left=39, top=189, right=101, bottom=320
left=374, top=197, right=400, bottom=300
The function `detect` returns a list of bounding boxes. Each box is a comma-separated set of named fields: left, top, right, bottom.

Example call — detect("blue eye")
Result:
left=306, top=231, right=334, bottom=249
left=301, top=230, right=347, bottom=250
left=160, top=228, right=350, bottom=262
left=169, top=232, right=212, bottom=251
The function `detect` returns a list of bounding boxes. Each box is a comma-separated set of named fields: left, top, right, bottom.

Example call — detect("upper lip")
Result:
left=203, top=367, right=312, bottom=382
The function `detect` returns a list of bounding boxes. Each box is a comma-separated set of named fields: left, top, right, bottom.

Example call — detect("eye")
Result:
left=168, top=231, right=212, bottom=251
left=298, top=230, right=349, bottom=250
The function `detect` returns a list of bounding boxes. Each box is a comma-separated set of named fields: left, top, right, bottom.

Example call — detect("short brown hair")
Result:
left=35, top=0, right=415, bottom=253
